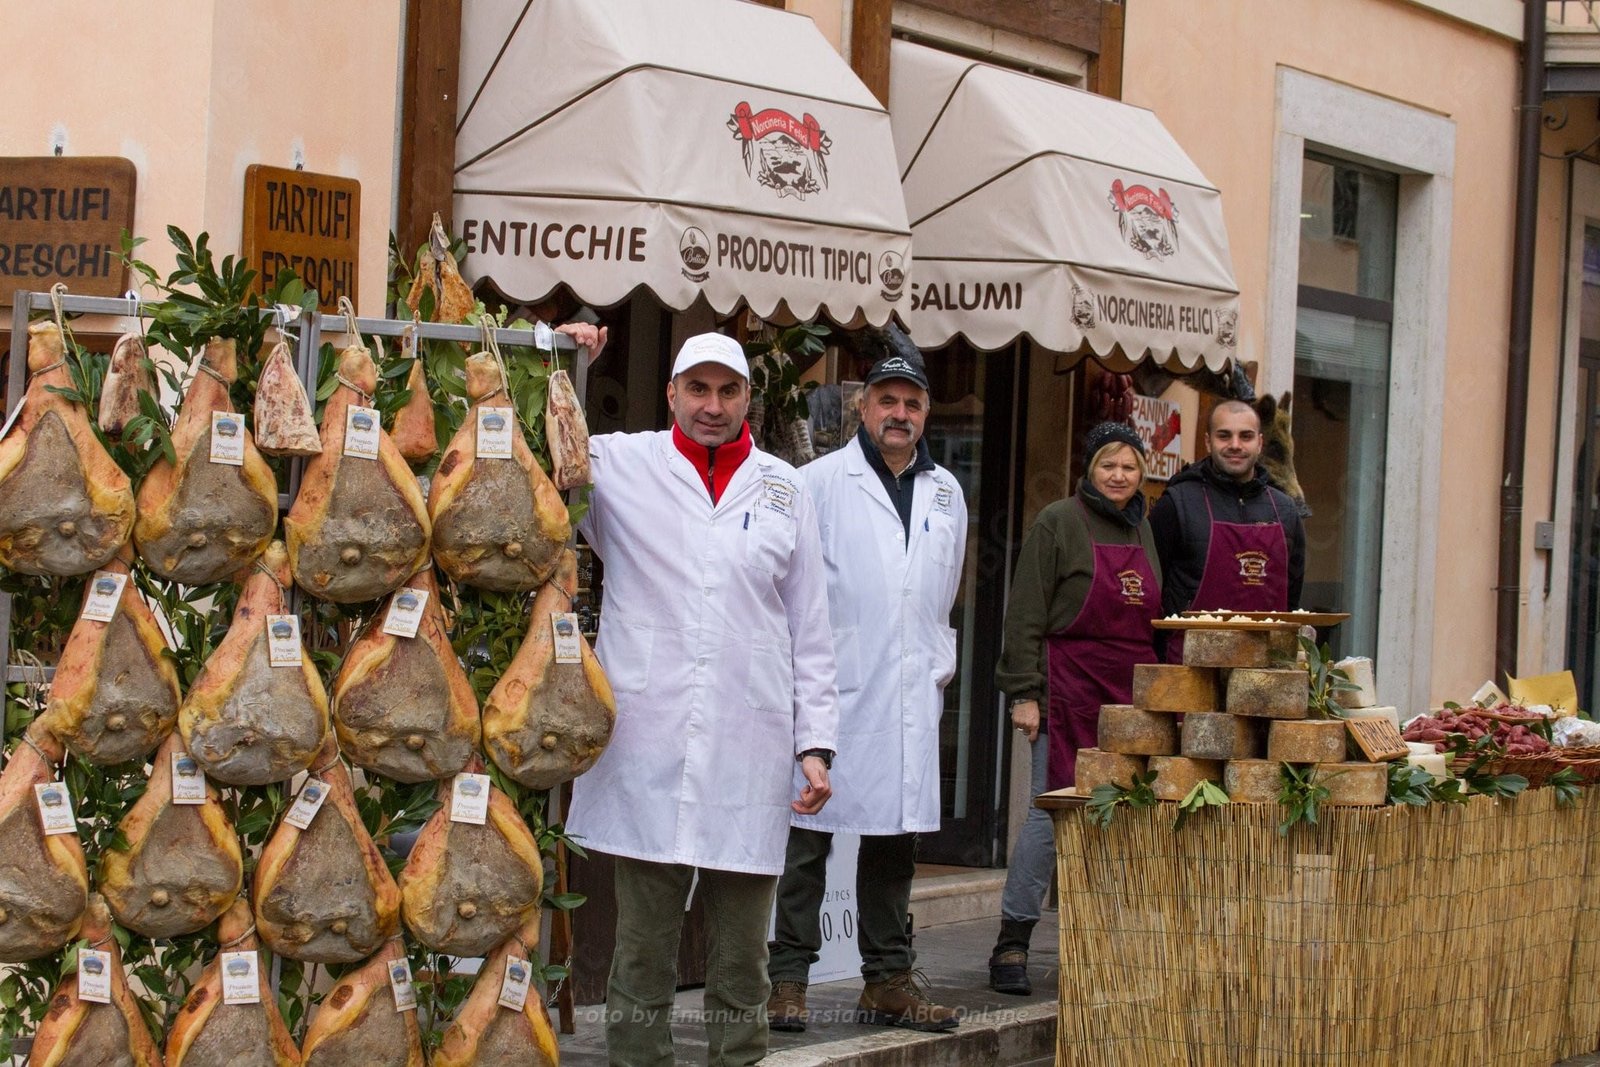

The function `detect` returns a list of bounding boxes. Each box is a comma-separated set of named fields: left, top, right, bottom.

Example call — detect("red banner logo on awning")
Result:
left=729, top=102, right=832, bottom=200
left=1108, top=179, right=1180, bottom=261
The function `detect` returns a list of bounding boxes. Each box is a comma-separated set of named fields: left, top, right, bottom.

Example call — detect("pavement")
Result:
left=555, top=911, right=1059, bottom=1066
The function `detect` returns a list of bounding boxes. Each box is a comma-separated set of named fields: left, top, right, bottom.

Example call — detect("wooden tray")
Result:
left=1180, top=610, right=1351, bottom=626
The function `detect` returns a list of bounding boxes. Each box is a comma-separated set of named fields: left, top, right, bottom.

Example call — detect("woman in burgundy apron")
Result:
left=1164, top=493, right=1289, bottom=663
left=987, top=421, right=1162, bottom=996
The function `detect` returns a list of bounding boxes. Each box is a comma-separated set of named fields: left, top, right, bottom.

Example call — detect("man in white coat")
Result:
left=567, top=331, right=838, bottom=1067
left=766, top=346, right=967, bottom=1033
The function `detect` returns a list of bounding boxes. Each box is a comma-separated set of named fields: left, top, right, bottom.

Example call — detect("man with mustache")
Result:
left=1149, top=399, right=1305, bottom=657
left=566, top=331, right=838, bottom=1066
left=767, top=346, right=966, bottom=1035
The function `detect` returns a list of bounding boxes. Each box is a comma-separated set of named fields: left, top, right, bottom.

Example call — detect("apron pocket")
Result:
left=596, top=624, right=652, bottom=694
left=743, top=508, right=797, bottom=578
left=745, top=634, right=794, bottom=713
left=932, top=624, right=958, bottom=689
left=833, top=625, right=863, bottom=694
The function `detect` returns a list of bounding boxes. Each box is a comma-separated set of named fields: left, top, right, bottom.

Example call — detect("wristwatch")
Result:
left=798, top=748, right=834, bottom=769
left=1009, top=696, right=1036, bottom=708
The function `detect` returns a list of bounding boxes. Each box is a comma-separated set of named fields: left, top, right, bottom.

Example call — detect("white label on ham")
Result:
left=209, top=411, right=246, bottom=465
left=497, top=956, right=532, bottom=1011
left=476, top=406, right=514, bottom=459
left=344, top=405, right=381, bottom=459
left=266, top=614, right=303, bottom=667
left=552, top=612, right=582, bottom=664
left=383, top=587, right=429, bottom=639
left=171, top=749, right=208, bottom=805
left=533, top=321, right=555, bottom=352
left=449, top=772, right=491, bottom=825
left=35, top=781, right=78, bottom=835
left=388, top=957, right=418, bottom=1012
left=220, top=952, right=261, bottom=1004
left=80, top=570, right=127, bottom=623
left=283, top=777, right=330, bottom=830
left=77, top=948, right=113, bottom=1002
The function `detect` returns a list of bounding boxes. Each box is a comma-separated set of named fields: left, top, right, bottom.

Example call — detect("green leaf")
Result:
left=1546, top=766, right=1584, bottom=806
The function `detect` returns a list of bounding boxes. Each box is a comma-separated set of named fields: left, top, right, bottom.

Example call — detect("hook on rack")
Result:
left=337, top=296, right=361, bottom=348
left=273, top=302, right=302, bottom=346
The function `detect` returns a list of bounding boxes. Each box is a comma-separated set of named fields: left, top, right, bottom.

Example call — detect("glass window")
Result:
left=1294, top=154, right=1398, bottom=661
left=1567, top=225, right=1600, bottom=712
left=1299, top=156, right=1398, bottom=300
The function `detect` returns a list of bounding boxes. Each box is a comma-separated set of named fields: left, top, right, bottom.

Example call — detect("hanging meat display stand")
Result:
left=0, top=287, right=585, bottom=1036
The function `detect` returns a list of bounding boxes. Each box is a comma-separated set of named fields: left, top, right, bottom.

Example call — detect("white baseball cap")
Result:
left=671, top=332, right=749, bottom=380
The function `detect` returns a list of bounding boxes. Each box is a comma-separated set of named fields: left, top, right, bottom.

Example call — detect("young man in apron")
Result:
left=1148, top=399, right=1306, bottom=661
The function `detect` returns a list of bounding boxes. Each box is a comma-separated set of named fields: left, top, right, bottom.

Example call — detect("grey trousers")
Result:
left=998, top=730, right=1055, bottom=923
left=606, top=856, right=779, bottom=1067
left=768, top=827, right=917, bottom=985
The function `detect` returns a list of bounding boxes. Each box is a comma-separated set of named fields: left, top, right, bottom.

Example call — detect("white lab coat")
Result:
left=568, top=430, right=838, bottom=875
left=791, top=436, right=967, bottom=835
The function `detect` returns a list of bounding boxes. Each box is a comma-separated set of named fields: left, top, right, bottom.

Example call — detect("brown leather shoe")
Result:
left=856, top=971, right=960, bottom=1032
left=767, top=980, right=808, bottom=1033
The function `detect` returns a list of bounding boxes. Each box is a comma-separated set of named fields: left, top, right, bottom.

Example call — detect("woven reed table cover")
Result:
left=1043, top=789, right=1600, bottom=1065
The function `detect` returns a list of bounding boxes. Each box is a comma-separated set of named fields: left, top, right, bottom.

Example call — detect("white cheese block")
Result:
left=1332, top=657, right=1378, bottom=709
left=1406, top=752, right=1450, bottom=781
left=1338, top=706, right=1399, bottom=728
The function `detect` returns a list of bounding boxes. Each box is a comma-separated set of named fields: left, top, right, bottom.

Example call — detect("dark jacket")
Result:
left=1148, top=457, right=1305, bottom=617
left=994, top=484, right=1161, bottom=705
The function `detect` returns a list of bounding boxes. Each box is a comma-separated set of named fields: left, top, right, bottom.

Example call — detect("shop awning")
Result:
left=453, top=0, right=913, bottom=327
left=890, top=40, right=1239, bottom=369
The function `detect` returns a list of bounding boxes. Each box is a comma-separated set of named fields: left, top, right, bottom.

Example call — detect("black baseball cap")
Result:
left=864, top=352, right=930, bottom=391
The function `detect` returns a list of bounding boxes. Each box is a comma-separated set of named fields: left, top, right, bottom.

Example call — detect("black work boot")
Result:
left=988, top=918, right=1037, bottom=995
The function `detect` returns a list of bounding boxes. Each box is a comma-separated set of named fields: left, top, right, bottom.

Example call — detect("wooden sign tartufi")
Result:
left=242, top=164, right=360, bottom=313
left=0, top=156, right=135, bottom=305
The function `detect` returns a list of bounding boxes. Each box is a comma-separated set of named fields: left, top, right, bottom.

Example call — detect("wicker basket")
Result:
left=1453, top=747, right=1600, bottom=788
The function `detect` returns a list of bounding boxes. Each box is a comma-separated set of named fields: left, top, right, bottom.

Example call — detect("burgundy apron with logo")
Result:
left=1043, top=503, right=1161, bottom=790
left=1166, top=491, right=1290, bottom=663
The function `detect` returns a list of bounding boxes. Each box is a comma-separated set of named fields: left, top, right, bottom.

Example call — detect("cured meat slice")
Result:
left=253, top=340, right=322, bottom=458
left=331, top=568, right=479, bottom=783
left=399, top=758, right=543, bottom=957
left=483, top=549, right=614, bottom=789
left=100, top=731, right=241, bottom=938
left=44, top=552, right=181, bottom=765
left=0, top=321, right=135, bottom=576
left=254, top=734, right=400, bottom=963
left=433, top=914, right=557, bottom=1067
left=428, top=352, right=570, bottom=592
left=30, top=893, right=164, bottom=1067
left=135, top=338, right=277, bottom=586
left=298, top=937, right=424, bottom=1067
left=545, top=366, right=590, bottom=490
left=165, top=898, right=300, bottom=1067
left=179, top=540, right=330, bottom=785
left=0, top=722, right=88, bottom=961
left=404, top=213, right=474, bottom=325
left=98, top=331, right=151, bottom=439
left=285, top=341, right=431, bottom=604
left=390, top=358, right=436, bottom=466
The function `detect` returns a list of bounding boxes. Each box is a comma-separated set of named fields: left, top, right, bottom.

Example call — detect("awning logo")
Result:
left=878, top=252, right=904, bottom=302
left=1216, top=309, right=1238, bottom=349
left=729, top=103, right=831, bottom=200
left=679, top=227, right=711, bottom=283
left=1109, top=180, right=1179, bottom=260
left=1070, top=284, right=1097, bottom=329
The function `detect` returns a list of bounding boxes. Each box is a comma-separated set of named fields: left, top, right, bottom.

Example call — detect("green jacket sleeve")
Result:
left=995, top=515, right=1057, bottom=704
